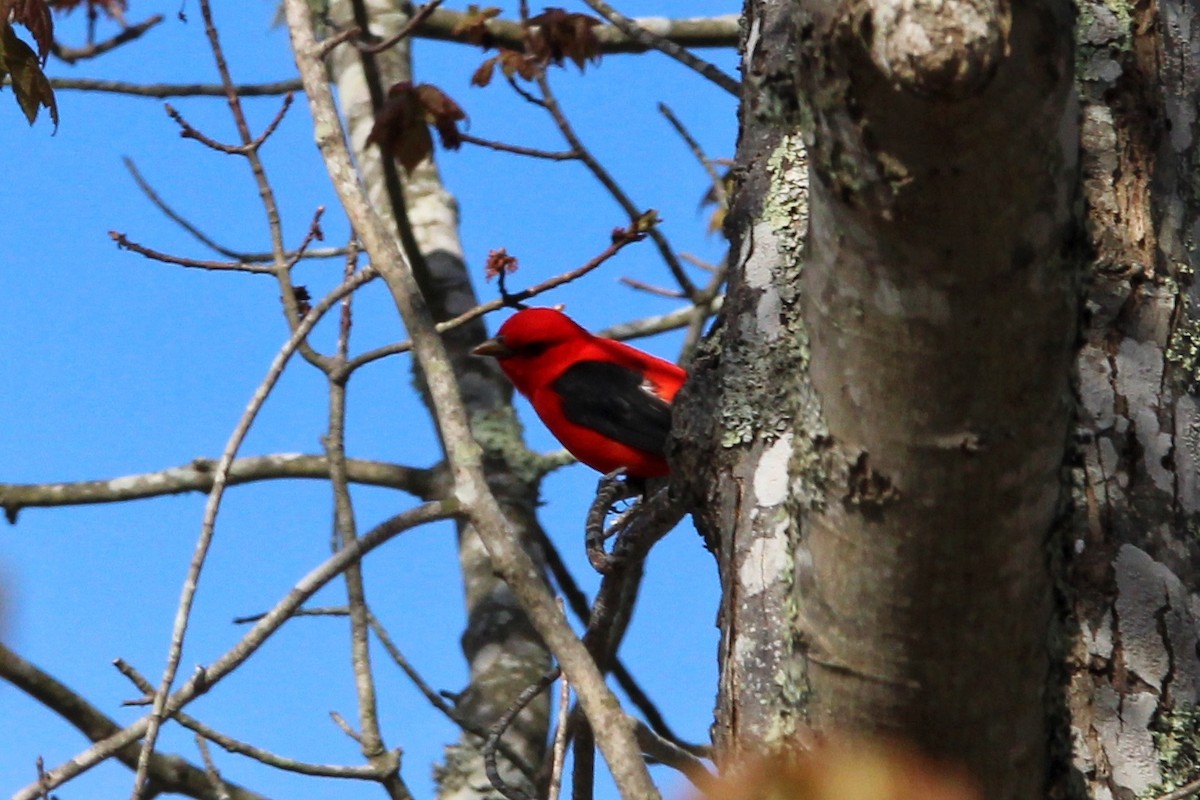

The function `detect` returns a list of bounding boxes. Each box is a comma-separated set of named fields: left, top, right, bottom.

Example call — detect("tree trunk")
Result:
left=677, top=0, right=1079, bottom=797
left=1069, top=0, right=1200, bottom=794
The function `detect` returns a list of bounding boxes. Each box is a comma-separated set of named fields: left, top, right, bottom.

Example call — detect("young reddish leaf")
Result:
left=471, top=56, right=497, bottom=87
left=415, top=83, right=465, bottom=150
left=484, top=248, right=519, bottom=280
left=526, top=7, right=601, bottom=72
left=4, top=0, right=54, bottom=64
left=451, top=4, right=500, bottom=47
left=1, top=24, right=58, bottom=127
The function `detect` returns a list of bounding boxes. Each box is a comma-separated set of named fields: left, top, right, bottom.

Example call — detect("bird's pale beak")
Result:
left=471, top=337, right=514, bottom=358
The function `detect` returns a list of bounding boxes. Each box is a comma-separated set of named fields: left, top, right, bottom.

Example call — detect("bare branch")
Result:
left=547, top=668, right=571, bottom=800
left=355, top=0, right=444, bottom=54
left=0, top=454, right=437, bottom=523
left=323, top=362, right=411, bottom=798
left=45, top=77, right=303, bottom=98
left=405, top=6, right=739, bottom=53
left=633, top=721, right=712, bottom=789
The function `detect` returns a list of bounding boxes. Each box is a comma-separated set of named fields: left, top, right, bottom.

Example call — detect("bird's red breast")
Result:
left=472, top=307, right=687, bottom=477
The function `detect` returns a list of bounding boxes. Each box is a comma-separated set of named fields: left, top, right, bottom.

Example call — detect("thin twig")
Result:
left=330, top=711, right=366, bottom=745
left=460, top=133, right=579, bottom=161
left=535, top=71, right=697, bottom=297
left=658, top=102, right=727, bottom=209
left=366, top=614, right=540, bottom=782
left=131, top=265, right=379, bottom=798
left=483, top=669, right=561, bottom=800
left=633, top=721, right=713, bottom=788
left=679, top=252, right=720, bottom=273
left=547, top=666, right=572, bottom=800
left=597, top=296, right=724, bottom=342
left=325, top=329, right=407, bottom=796
left=166, top=102, right=248, bottom=154
left=579, top=0, right=738, bottom=95
left=113, top=652, right=393, bottom=777
left=619, top=276, right=687, bottom=299
left=356, top=0, right=444, bottom=53
left=52, top=14, right=164, bottom=64
left=122, top=158, right=346, bottom=264
left=338, top=218, right=652, bottom=376
left=12, top=501, right=456, bottom=800
left=110, top=231, right=276, bottom=273
left=536, top=524, right=684, bottom=744
left=194, top=735, right=228, bottom=797
left=251, top=92, right=297, bottom=150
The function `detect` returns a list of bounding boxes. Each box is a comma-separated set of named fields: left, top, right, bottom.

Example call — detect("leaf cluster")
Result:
left=0, top=0, right=57, bottom=126
left=366, top=80, right=467, bottom=172
left=469, top=6, right=601, bottom=88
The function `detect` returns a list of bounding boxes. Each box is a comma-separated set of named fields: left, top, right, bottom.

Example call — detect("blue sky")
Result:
left=0, top=3, right=738, bottom=797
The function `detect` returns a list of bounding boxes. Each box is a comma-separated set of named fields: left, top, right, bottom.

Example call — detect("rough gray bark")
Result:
left=676, top=0, right=1080, bottom=797
left=1070, top=0, right=1200, bottom=794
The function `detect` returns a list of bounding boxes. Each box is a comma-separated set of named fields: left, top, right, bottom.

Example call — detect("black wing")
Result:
left=551, top=359, right=673, bottom=455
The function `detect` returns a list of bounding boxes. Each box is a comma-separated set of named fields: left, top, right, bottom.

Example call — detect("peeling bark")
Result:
left=1070, top=0, right=1200, bottom=793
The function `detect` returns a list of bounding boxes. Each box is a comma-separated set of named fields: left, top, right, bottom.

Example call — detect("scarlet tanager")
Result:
left=471, top=307, right=687, bottom=478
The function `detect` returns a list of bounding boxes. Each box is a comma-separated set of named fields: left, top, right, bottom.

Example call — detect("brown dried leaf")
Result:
left=366, top=81, right=431, bottom=171
left=497, top=47, right=538, bottom=80
left=471, top=56, right=497, bottom=87
left=415, top=82, right=465, bottom=150
left=526, top=7, right=600, bottom=72
left=367, top=81, right=466, bottom=170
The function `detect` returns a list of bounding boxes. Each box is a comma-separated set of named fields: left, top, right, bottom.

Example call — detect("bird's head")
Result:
left=471, top=307, right=589, bottom=392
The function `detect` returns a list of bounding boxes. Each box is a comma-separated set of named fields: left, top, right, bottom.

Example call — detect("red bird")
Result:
left=472, top=307, right=687, bottom=478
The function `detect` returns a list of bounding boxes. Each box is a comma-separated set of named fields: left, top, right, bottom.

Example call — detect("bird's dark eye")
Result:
left=518, top=342, right=550, bottom=358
